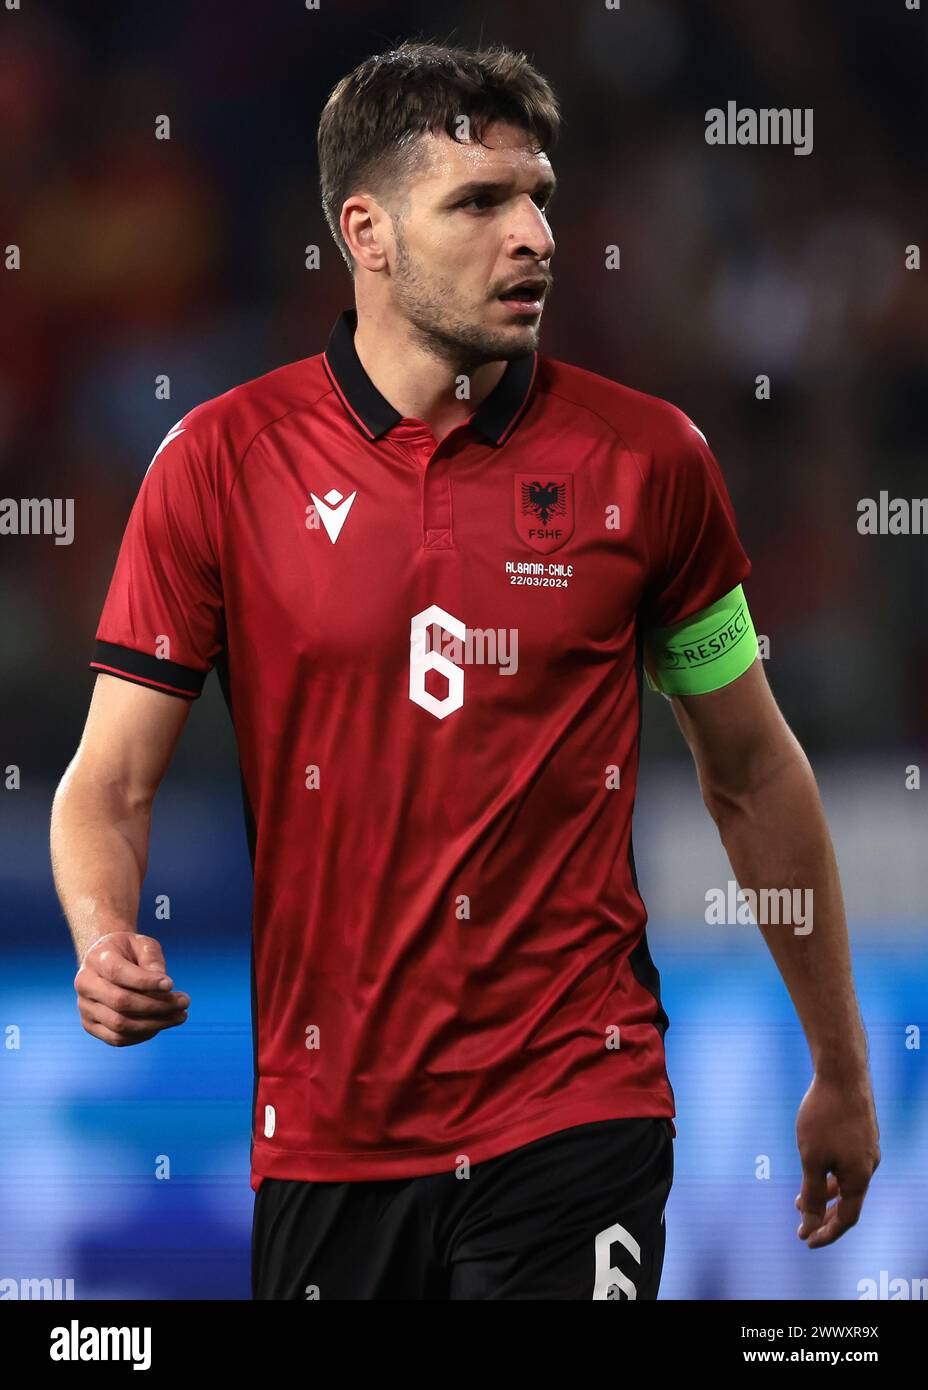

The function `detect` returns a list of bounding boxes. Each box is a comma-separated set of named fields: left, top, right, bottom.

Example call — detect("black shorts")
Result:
left=252, top=1117, right=674, bottom=1300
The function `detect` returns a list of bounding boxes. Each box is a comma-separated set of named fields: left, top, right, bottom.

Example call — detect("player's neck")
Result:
left=351, top=303, right=507, bottom=442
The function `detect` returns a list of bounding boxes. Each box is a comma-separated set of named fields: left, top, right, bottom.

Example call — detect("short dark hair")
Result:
left=317, top=40, right=561, bottom=274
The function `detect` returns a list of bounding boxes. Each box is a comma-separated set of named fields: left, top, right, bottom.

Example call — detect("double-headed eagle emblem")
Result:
left=521, top=481, right=567, bottom=526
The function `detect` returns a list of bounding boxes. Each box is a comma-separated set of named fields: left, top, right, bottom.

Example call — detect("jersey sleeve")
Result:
left=641, top=409, right=751, bottom=632
left=90, top=416, right=225, bottom=700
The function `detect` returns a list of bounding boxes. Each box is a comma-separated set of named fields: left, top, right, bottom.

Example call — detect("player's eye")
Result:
left=459, top=194, right=496, bottom=211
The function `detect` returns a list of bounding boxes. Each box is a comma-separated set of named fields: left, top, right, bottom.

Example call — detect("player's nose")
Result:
left=507, top=197, right=555, bottom=263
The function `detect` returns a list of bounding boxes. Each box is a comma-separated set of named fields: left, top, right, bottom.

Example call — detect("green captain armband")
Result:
left=644, top=584, right=758, bottom=696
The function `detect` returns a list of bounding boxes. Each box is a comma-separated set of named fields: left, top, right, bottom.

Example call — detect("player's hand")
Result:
left=794, top=1073, right=880, bottom=1248
left=74, top=931, right=189, bottom=1047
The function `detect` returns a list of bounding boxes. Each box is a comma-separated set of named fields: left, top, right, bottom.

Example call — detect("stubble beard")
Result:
left=391, top=224, right=539, bottom=375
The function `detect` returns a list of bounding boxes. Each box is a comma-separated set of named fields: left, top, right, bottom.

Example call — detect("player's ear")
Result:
left=342, top=194, right=390, bottom=273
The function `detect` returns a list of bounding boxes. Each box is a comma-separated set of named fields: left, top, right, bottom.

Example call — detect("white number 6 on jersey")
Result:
left=409, top=605, right=465, bottom=720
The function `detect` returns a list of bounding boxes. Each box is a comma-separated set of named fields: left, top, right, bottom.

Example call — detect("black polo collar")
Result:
left=322, top=309, right=537, bottom=447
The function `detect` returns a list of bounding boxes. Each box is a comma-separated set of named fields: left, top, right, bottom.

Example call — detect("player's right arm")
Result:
left=51, top=673, right=193, bottom=1045
left=54, top=410, right=225, bottom=1045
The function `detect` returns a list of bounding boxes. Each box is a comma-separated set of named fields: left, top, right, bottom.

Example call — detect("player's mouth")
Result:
left=497, top=278, right=548, bottom=316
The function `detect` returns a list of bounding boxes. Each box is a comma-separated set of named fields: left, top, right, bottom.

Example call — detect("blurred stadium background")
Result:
left=1, top=0, right=925, bottom=1299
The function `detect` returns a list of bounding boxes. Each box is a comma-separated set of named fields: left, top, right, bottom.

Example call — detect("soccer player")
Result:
left=51, top=41, right=879, bottom=1300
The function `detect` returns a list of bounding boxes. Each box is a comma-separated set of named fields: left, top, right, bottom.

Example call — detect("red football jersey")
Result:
left=91, top=309, right=751, bottom=1186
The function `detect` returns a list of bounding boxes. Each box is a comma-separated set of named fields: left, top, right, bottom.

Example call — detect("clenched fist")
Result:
left=74, top=932, right=189, bottom=1046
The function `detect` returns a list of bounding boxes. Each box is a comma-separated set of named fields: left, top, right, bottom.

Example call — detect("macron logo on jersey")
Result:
left=310, top=487, right=357, bottom=544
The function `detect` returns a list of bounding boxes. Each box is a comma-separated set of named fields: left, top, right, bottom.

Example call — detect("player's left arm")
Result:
left=671, top=657, right=881, bottom=1248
